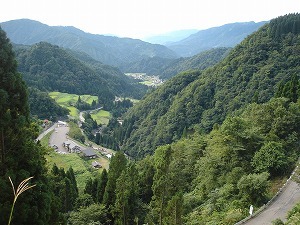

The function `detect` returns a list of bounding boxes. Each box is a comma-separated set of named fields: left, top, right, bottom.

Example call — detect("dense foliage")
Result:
left=0, top=27, right=55, bottom=225
left=120, top=13, right=300, bottom=158
left=28, top=87, right=69, bottom=120
left=68, top=97, right=300, bottom=225
left=122, top=47, right=230, bottom=79
left=2, top=13, right=300, bottom=225
left=14, top=42, right=147, bottom=99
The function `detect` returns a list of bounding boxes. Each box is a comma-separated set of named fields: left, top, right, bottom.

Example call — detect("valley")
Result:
left=0, top=13, right=300, bottom=225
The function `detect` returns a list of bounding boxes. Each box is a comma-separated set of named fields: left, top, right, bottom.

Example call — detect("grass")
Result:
left=40, top=122, right=109, bottom=193
left=68, top=106, right=79, bottom=119
left=85, top=157, right=110, bottom=171
left=90, top=109, right=111, bottom=125
left=39, top=130, right=54, bottom=147
left=268, top=176, right=289, bottom=198
left=45, top=92, right=113, bottom=191
left=49, top=92, right=98, bottom=105
left=45, top=152, right=96, bottom=192
left=45, top=151, right=110, bottom=192
left=8, top=177, right=36, bottom=225
left=49, top=92, right=98, bottom=119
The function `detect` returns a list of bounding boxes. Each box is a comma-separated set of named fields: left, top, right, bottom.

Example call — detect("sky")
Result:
left=1, top=0, right=299, bottom=39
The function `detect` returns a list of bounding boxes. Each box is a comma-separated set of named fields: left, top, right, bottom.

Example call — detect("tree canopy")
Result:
left=120, top=13, right=300, bottom=158
left=0, top=27, right=54, bottom=225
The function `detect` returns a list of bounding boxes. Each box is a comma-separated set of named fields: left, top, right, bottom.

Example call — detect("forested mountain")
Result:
left=122, top=47, right=230, bottom=79
left=1, top=19, right=177, bottom=67
left=143, top=29, right=198, bottom=45
left=167, top=21, right=267, bottom=57
left=2, top=13, right=300, bottom=225
left=14, top=42, right=147, bottom=99
left=120, top=13, right=300, bottom=158
left=28, top=87, right=69, bottom=120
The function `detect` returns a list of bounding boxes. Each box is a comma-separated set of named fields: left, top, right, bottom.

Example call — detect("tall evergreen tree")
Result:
left=149, top=145, right=173, bottom=225
left=97, top=168, right=108, bottom=203
left=0, top=27, right=53, bottom=224
left=103, top=151, right=127, bottom=222
left=113, top=163, right=139, bottom=225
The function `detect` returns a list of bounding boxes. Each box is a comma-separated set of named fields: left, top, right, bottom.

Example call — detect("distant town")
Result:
left=125, top=73, right=163, bottom=86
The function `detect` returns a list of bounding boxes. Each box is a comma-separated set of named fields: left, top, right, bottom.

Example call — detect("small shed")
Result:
left=82, top=148, right=97, bottom=159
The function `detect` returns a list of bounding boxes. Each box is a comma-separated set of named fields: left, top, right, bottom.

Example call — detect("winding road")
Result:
left=238, top=169, right=300, bottom=225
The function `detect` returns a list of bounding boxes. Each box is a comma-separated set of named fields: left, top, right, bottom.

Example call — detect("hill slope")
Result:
left=120, top=13, right=300, bottom=158
left=14, top=42, right=146, bottom=99
left=143, top=29, right=198, bottom=45
left=1, top=19, right=177, bottom=67
left=167, top=21, right=267, bottom=57
left=122, top=47, right=230, bottom=79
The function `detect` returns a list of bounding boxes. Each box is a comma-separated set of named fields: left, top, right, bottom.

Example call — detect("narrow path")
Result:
left=241, top=180, right=300, bottom=225
left=36, top=123, right=57, bottom=141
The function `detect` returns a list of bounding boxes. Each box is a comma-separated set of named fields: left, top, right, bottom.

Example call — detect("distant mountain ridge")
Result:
left=143, top=29, right=199, bottom=45
left=14, top=42, right=146, bottom=99
left=1, top=19, right=177, bottom=67
left=167, top=21, right=268, bottom=57
left=122, top=47, right=230, bottom=79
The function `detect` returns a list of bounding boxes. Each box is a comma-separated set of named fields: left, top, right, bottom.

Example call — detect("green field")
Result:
left=50, top=92, right=98, bottom=105
left=41, top=130, right=107, bottom=192
left=90, top=109, right=111, bottom=125
left=45, top=152, right=95, bottom=192
left=49, top=92, right=99, bottom=119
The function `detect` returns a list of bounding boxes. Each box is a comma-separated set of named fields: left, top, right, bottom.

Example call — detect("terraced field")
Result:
left=49, top=92, right=99, bottom=119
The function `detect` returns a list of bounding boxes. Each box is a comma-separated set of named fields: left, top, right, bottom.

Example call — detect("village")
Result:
left=124, top=72, right=164, bottom=86
left=48, top=120, right=114, bottom=170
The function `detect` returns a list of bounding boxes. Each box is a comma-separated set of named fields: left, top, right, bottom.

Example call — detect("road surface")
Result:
left=49, top=125, right=70, bottom=153
left=36, top=123, right=57, bottom=141
left=242, top=180, right=300, bottom=225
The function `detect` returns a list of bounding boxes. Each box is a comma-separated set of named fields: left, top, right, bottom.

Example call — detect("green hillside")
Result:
left=144, top=97, right=300, bottom=224
left=28, top=88, right=69, bottom=120
left=167, top=21, right=267, bottom=57
left=2, top=13, right=300, bottom=225
left=122, top=47, right=230, bottom=79
left=120, top=13, right=300, bottom=158
left=1, top=19, right=177, bottom=67
left=14, top=42, right=147, bottom=99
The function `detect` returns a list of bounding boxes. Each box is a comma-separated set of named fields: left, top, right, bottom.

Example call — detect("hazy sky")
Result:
left=1, top=0, right=299, bottom=39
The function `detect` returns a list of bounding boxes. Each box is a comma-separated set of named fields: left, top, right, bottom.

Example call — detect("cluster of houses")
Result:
left=62, top=141, right=115, bottom=169
left=63, top=140, right=81, bottom=153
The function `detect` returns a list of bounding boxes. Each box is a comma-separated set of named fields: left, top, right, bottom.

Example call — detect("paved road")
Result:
left=36, top=123, right=57, bottom=141
left=49, top=125, right=70, bottom=153
left=242, top=180, right=300, bottom=225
